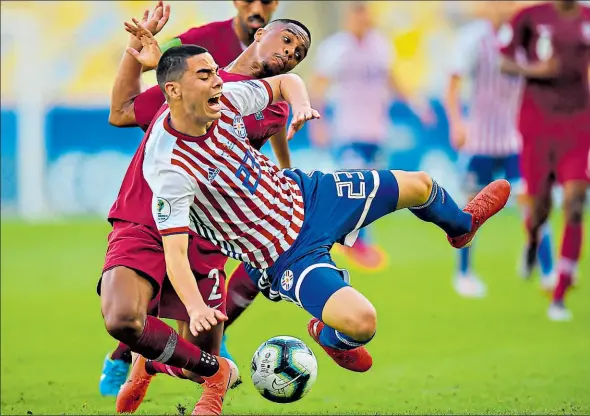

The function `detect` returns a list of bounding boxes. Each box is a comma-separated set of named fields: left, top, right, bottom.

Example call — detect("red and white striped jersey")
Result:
left=450, top=20, right=523, bottom=156
left=143, top=80, right=305, bottom=270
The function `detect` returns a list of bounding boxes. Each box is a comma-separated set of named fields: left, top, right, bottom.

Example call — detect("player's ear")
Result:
left=254, top=27, right=266, bottom=42
left=165, top=81, right=181, bottom=100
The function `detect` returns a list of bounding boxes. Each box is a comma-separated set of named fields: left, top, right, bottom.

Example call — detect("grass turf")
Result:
left=1, top=210, right=589, bottom=415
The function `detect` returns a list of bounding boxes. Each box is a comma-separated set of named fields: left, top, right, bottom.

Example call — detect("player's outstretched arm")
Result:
left=162, top=234, right=227, bottom=336
left=109, top=2, right=168, bottom=127
left=265, top=74, right=321, bottom=140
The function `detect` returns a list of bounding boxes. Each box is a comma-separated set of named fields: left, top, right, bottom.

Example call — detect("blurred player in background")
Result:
left=500, top=0, right=590, bottom=321
left=445, top=1, right=555, bottom=298
left=309, top=1, right=433, bottom=271
left=105, top=7, right=311, bottom=407
left=100, top=0, right=282, bottom=396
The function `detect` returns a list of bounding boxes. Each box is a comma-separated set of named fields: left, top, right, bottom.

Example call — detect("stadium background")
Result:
left=1, top=1, right=589, bottom=415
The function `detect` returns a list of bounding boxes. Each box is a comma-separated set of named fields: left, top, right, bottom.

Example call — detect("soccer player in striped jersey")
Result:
left=445, top=1, right=555, bottom=298
left=141, top=44, right=510, bottom=376
left=103, top=14, right=312, bottom=414
left=100, top=1, right=283, bottom=396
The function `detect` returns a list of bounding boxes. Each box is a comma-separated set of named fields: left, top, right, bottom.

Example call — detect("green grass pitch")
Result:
left=2, top=210, right=589, bottom=415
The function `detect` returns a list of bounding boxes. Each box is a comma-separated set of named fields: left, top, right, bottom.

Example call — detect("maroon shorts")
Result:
left=518, top=97, right=590, bottom=196
left=100, top=220, right=228, bottom=322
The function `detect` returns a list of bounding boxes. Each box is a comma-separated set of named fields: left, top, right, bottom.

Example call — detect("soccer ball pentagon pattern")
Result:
left=250, top=336, right=318, bottom=403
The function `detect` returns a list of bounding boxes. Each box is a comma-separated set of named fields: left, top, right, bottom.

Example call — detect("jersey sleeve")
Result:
left=134, top=85, right=167, bottom=130
left=498, top=9, right=528, bottom=58
left=220, top=80, right=272, bottom=116
left=144, top=159, right=196, bottom=236
left=449, top=24, right=480, bottom=76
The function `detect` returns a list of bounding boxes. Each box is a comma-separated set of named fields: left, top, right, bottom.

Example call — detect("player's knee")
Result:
left=410, top=171, right=433, bottom=204
left=393, top=170, right=433, bottom=209
left=564, top=192, right=586, bottom=224
left=103, top=306, right=146, bottom=343
left=345, top=304, right=377, bottom=341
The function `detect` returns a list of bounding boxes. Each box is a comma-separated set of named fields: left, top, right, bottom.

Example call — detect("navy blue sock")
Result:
left=318, top=325, right=373, bottom=351
left=458, top=246, right=471, bottom=275
left=409, top=180, right=472, bottom=238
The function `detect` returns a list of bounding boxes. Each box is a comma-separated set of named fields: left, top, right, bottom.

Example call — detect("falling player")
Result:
left=107, top=13, right=312, bottom=413
left=142, top=41, right=510, bottom=379
left=100, top=0, right=284, bottom=396
left=499, top=0, right=590, bottom=321
left=309, top=1, right=433, bottom=271
left=445, top=0, right=555, bottom=297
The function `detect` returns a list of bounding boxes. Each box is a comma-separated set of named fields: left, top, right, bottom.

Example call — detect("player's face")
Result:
left=177, top=53, right=224, bottom=122
left=253, top=24, right=310, bottom=76
left=346, top=3, right=373, bottom=36
left=234, top=0, right=279, bottom=42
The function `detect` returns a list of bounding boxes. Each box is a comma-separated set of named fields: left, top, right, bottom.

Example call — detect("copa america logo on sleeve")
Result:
left=232, top=115, right=247, bottom=139
left=156, top=197, right=171, bottom=223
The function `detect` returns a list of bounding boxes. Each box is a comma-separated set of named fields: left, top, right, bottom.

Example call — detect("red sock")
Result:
left=145, top=360, right=188, bottom=379
left=553, top=223, right=582, bottom=303
left=111, top=342, right=132, bottom=363
left=226, top=264, right=259, bottom=328
left=129, top=316, right=219, bottom=377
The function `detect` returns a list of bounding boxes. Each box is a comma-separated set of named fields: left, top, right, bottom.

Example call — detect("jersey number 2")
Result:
left=235, top=150, right=261, bottom=194
left=208, top=269, right=222, bottom=301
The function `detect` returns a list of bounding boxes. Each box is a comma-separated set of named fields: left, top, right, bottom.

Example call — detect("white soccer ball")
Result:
left=250, top=336, right=318, bottom=403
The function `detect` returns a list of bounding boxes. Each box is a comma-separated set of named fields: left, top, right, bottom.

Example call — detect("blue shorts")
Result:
left=334, top=142, right=386, bottom=170
left=460, top=153, right=522, bottom=195
left=246, top=169, right=399, bottom=319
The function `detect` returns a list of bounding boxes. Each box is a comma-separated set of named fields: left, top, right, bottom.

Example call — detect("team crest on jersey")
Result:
left=232, top=115, right=247, bottom=139
left=281, top=270, right=294, bottom=291
left=254, top=111, right=264, bottom=121
left=207, top=167, right=220, bottom=182
left=155, top=197, right=171, bottom=223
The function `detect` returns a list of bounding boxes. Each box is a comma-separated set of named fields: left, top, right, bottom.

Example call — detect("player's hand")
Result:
left=450, top=120, right=467, bottom=150
left=187, top=304, right=228, bottom=336
left=126, top=1, right=170, bottom=39
left=286, top=106, right=321, bottom=141
left=125, top=20, right=163, bottom=69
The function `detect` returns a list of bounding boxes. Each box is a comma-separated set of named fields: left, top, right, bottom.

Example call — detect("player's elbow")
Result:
left=108, top=110, right=127, bottom=127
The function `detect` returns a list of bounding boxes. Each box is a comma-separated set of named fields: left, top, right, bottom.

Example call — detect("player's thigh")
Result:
left=100, top=266, right=154, bottom=330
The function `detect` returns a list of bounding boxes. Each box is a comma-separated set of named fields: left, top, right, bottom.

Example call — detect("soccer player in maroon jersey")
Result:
left=499, top=0, right=590, bottom=321
left=101, top=8, right=311, bottom=412
left=100, top=1, right=284, bottom=396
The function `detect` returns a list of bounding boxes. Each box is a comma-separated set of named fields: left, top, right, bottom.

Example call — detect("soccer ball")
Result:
left=250, top=336, right=318, bottom=403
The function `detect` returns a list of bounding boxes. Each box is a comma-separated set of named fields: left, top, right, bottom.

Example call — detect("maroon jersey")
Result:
left=176, top=18, right=244, bottom=68
left=499, top=3, right=590, bottom=114
left=109, top=72, right=289, bottom=230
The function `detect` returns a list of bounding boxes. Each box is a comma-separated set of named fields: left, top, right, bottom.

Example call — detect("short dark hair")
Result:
left=156, top=45, right=209, bottom=93
left=267, top=18, right=312, bottom=45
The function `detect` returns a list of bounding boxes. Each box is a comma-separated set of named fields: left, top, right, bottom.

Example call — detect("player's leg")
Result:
left=278, top=260, right=374, bottom=372
left=101, top=267, right=232, bottom=415
left=388, top=170, right=509, bottom=247
left=549, top=180, right=586, bottom=320
left=99, top=342, right=132, bottom=396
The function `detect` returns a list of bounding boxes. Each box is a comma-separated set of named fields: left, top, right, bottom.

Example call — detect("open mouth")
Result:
left=208, top=93, right=222, bottom=111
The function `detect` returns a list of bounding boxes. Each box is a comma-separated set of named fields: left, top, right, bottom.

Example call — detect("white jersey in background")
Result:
left=450, top=20, right=523, bottom=156
left=143, top=81, right=304, bottom=270
left=315, top=30, right=393, bottom=144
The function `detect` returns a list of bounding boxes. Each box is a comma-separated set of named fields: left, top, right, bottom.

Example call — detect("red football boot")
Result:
left=116, top=354, right=153, bottom=413
left=448, top=179, right=511, bottom=249
left=307, top=318, right=372, bottom=373
left=192, top=357, right=233, bottom=416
